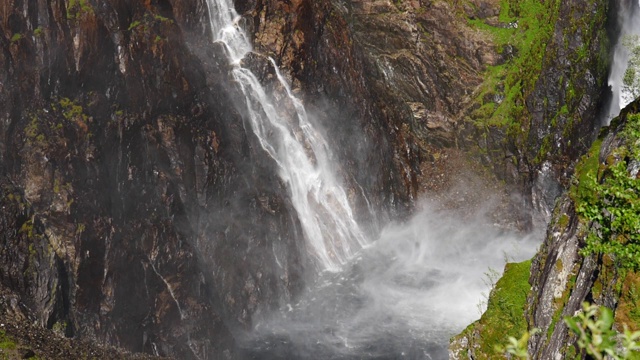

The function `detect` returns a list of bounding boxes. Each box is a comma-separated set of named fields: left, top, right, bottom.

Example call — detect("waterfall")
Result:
left=605, top=0, right=640, bottom=124
left=204, top=0, right=367, bottom=271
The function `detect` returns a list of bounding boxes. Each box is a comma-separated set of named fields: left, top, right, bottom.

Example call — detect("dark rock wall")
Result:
left=522, top=0, right=610, bottom=201
left=510, top=0, right=610, bottom=216
left=447, top=0, right=612, bottom=225
left=0, top=0, right=420, bottom=358
left=234, top=0, right=423, bottom=221
left=525, top=99, right=640, bottom=359
left=0, top=0, right=621, bottom=359
left=450, top=100, right=640, bottom=360
left=0, top=0, right=305, bottom=358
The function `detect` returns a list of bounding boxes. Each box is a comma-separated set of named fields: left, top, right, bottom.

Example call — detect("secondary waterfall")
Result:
left=605, top=0, right=640, bottom=124
left=204, top=0, right=367, bottom=271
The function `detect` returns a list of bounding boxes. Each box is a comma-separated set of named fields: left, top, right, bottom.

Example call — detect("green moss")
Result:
left=24, top=115, right=39, bottom=141
left=153, top=14, right=173, bottom=24
left=465, top=0, right=609, bottom=170
left=615, top=271, right=640, bottom=332
left=10, top=33, right=23, bottom=43
left=570, top=138, right=602, bottom=208
left=573, top=113, right=640, bottom=269
left=456, top=260, right=532, bottom=359
left=0, top=331, right=16, bottom=351
left=66, top=0, right=93, bottom=20
left=592, top=276, right=603, bottom=299
left=555, top=259, right=563, bottom=272
left=19, top=218, right=35, bottom=239
left=462, top=0, right=561, bottom=170
left=76, top=223, right=85, bottom=235
left=128, top=20, right=142, bottom=31
left=58, top=97, right=89, bottom=124
left=33, top=27, right=43, bottom=37
left=558, top=213, right=570, bottom=229
left=128, top=12, right=173, bottom=36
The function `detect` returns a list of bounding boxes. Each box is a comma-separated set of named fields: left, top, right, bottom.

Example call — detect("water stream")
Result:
left=204, top=1, right=540, bottom=359
left=205, top=0, right=367, bottom=272
left=604, top=0, right=640, bottom=124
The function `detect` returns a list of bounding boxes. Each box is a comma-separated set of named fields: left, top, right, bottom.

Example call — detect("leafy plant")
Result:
left=565, top=302, right=640, bottom=360
left=565, top=302, right=618, bottom=359
left=575, top=113, right=640, bottom=270
left=500, top=328, right=539, bottom=359
left=503, top=303, right=640, bottom=359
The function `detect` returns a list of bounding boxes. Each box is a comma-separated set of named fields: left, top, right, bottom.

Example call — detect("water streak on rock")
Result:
left=605, top=0, right=640, bottom=124
left=204, top=0, right=368, bottom=271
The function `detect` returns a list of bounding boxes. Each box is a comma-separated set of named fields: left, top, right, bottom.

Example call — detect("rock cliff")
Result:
left=0, top=0, right=421, bottom=358
left=0, top=0, right=622, bottom=359
left=451, top=95, right=640, bottom=360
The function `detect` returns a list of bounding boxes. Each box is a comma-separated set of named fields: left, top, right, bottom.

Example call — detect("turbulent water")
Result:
left=204, top=1, right=540, bottom=359
left=605, top=0, right=640, bottom=124
left=239, top=205, right=539, bottom=359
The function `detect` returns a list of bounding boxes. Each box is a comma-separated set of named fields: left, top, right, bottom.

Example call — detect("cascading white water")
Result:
left=204, top=0, right=367, bottom=271
left=203, top=4, right=543, bottom=359
left=605, top=1, right=640, bottom=124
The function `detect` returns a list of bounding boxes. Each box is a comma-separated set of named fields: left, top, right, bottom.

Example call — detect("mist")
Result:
left=238, top=200, right=541, bottom=359
left=605, top=0, right=640, bottom=124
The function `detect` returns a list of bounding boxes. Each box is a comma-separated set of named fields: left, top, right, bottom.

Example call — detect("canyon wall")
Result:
left=0, top=0, right=620, bottom=358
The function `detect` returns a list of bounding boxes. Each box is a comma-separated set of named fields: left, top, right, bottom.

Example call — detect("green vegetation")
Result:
left=575, top=114, right=640, bottom=270
left=455, top=260, right=532, bottom=359
left=153, top=14, right=173, bottom=24
left=51, top=321, right=67, bottom=336
left=19, top=217, right=36, bottom=239
left=0, top=329, right=39, bottom=359
left=616, top=271, right=640, bottom=332
left=128, top=13, right=174, bottom=34
left=33, top=27, right=43, bottom=37
left=565, top=303, right=640, bottom=360
left=23, top=98, right=93, bottom=148
left=0, top=330, right=17, bottom=351
left=503, top=303, right=640, bottom=359
left=66, top=0, right=93, bottom=20
left=58, top=97, right=88, bottom=123
left=468, top=0, right=556, bottom=133
left=466, top=0, right=608, bottom=169
left=501, top=328, right=539, bottom=359
left=10, top=33, right=23, bottom=43
left=128, top=20, right=142, bottom=31
left=571, top=138, right=603, bottom=207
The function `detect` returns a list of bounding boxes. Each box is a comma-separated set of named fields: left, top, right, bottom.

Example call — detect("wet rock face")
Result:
left=235, top=0, right=610, bottom=226
left=525, top=100, right=640, bottom=359
left=0, top=0, right=310, bottom=358
left=524, top=0, right=609, bottom=185
left=0, top=0, right=616, bottom=359
left=514, top=0, right=610, bottom=218
left=450, top=99, right=640, bottom=360
left=233, top=0, right=474, bottom=218
left=450, top=0, right=610, bottom=225
left=1, top=0, right=424, bottom=358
